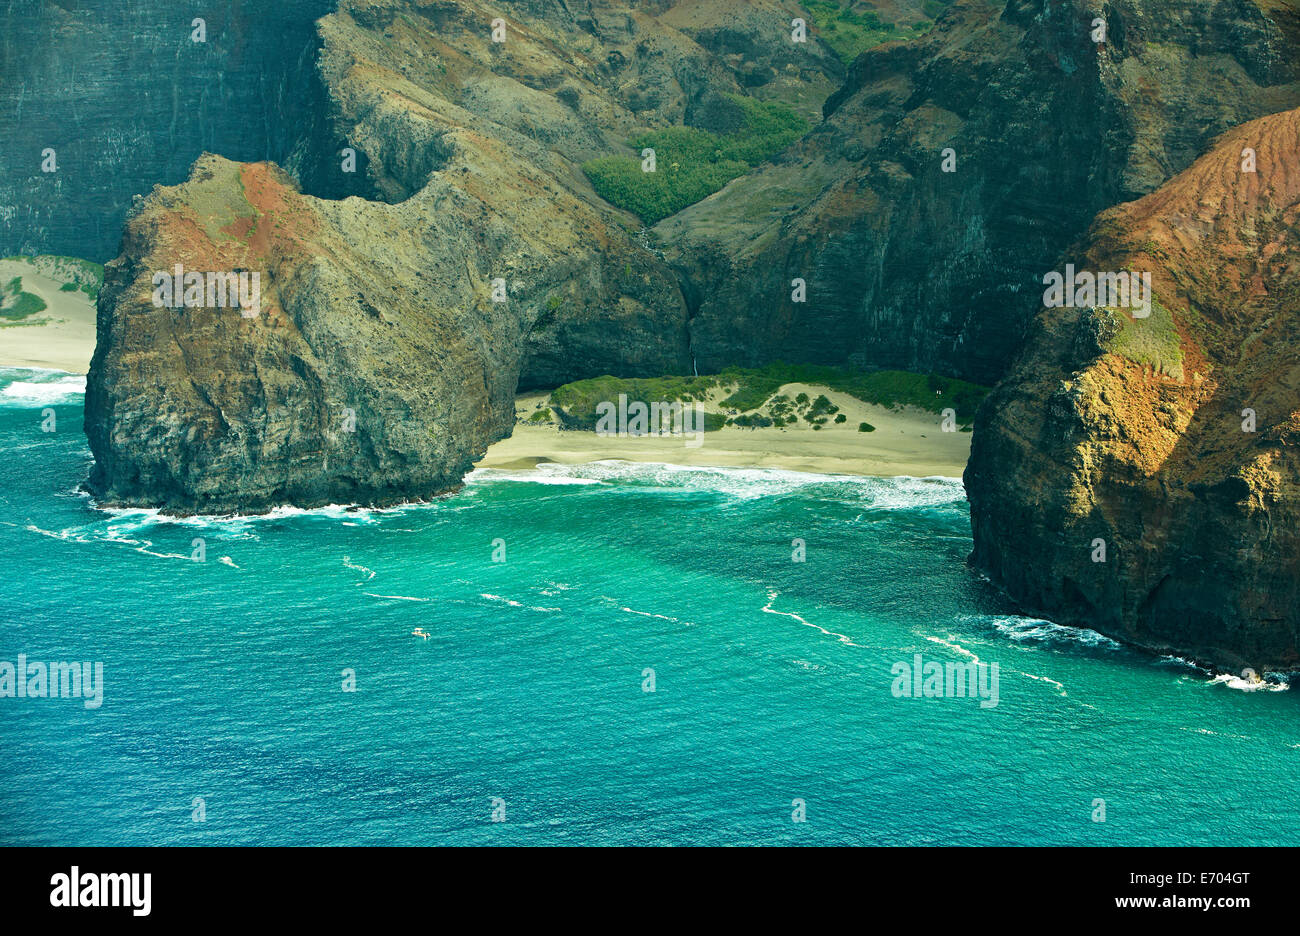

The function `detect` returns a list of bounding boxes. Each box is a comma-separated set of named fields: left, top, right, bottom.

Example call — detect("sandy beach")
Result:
left=0, top=258, right=98, bottom=373
left=477, top=385, right=971, bottom=478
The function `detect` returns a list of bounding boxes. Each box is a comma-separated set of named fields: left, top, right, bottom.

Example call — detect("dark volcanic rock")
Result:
left=82, top=0, right=854, bottom=513
left=85, top=140, right=693, bottom=511
left=0, top=0, right=341, bottom=261
left=659, top=0, right=1300, bottom=385
left=965, top=107, right=1300, bottom=672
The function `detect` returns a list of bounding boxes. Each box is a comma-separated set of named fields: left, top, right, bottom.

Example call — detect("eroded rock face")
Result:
left=661, top=0, right=1300, bottom=385
left=305, top=0, right=841, bottom=387
left=83, top=0, right=852, bottom=511
left=965, top=107, right=1300, bottom=671
left=86, top=156, right=522, bottom=511
left=84, top=137, right=689, bottom=511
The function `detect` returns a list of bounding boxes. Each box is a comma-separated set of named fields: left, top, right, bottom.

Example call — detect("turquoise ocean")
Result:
left=2, top=366, right=1298, bottom=845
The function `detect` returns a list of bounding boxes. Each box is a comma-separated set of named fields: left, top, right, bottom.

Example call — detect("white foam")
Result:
left=93, top=500, right=390, bottom=532
left=982, top=615, right=1122, bottom=650
left=468, top=460, right=966, bottom=507
left=480, top=593, right=560, bottom=612
left=763, top=589, right=862, bottom=647
left=0, top=372, right=86, bottom=404
left=467, top=465, right=604, bottom=485
left=1209, top=672, right=1289, bottom=692
left=599, top=596, right=694, bottom=626
left=924, top=634, right=982, bottom=661
left=343, top=556, right=376, bottom=580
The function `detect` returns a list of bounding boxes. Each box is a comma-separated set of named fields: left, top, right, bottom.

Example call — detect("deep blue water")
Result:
left=2, top=367, right=1298, bottom=845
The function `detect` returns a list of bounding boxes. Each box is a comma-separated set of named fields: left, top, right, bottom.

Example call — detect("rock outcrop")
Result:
left=965, top=107, right=1300, bottom=671
left=660, top=0, right=1300, bottom=384
left=83, top=140, right=691, bottom=512
left=83, top=0, right=846, bottom=511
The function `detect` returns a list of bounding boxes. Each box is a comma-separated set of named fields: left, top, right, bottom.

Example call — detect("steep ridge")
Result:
left=659, top=0, right=1300, bottom=384
left=965, top=107, right=1300, bottom=671
left=80, top=0, right=1300, bottom=526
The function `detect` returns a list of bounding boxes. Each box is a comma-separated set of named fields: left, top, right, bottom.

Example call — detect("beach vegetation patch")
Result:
left=0, top=276, right=48, bottom=321
left=549, top=374, right=724, bottom=430
left=715, top=362, right=988, bottom=422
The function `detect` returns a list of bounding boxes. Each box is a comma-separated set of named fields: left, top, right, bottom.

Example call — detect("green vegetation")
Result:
left=805, top=1, right=898, bottom=63
left=0, top=275, right=48, bottom=321
left=543, top=362, right=990, bottom=434
left=582, top=95, right=809, bottom=224
left=1106, top=300, right=1184, bottom=380
left=804, top=1, right=944, bottom=64
left=1, top=254, right=103, bottom=303
left=549, top=374, right=727, bottom=431
left=714, top=362, right=988, bottom=423
left=528, top=408, right=553, bottom=423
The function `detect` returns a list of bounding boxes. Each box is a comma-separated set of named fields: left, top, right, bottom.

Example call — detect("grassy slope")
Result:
left=582, top=96, right=809, bottom=224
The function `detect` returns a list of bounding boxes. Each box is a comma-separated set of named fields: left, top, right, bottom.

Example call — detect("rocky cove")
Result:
left=3, top=0, right=1299, bottom=671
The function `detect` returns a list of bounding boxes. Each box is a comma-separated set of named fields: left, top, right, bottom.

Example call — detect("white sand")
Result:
left=0, top=259, right=97, bottom=373
left=477, top=384, right=971, bottom=478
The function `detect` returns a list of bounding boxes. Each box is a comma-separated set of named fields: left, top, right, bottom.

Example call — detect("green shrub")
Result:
left=543, top=363, right=991, bottom=433
left=858, top=422, right=876, bottom=432
left=59, top=281, right=78, bottom=291
left=582, top=95, right=809, bottom=224
left=806, top=0, right=899, bottom=63
left=0, top=290, right=47, bottom=320
left=1106, top=300, right=1184, bottom=380
left=549, top=374, right=722, bottom=430
left=712, top=363, right=990, bottom=422
left=808, top=394, right=838, bottom=417
left=720, top=381, right=778, bottom=411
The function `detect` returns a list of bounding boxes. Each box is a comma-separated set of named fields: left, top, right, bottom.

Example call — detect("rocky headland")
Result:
left=966, top=106, right=1300, bottom=671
